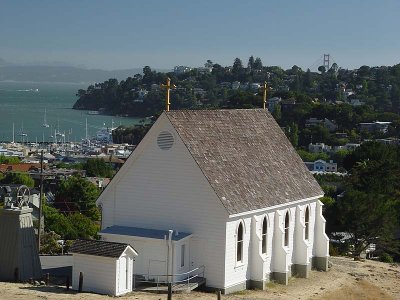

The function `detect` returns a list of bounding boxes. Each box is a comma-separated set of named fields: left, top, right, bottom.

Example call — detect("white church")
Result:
left=96, top=109, right=329, bottom=293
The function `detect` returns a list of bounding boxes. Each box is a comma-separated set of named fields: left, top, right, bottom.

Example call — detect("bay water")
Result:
left=0, top=81, right=141, bottom=143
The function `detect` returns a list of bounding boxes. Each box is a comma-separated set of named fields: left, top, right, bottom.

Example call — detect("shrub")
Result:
left=379, top=253, right=394, bottom=263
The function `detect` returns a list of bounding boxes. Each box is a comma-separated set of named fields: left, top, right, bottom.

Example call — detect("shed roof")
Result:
left=100, top=225, right=191, bottom=241
left=165, top=109, right=323, bottom=215
left=69, top=239, right=137, bottom=258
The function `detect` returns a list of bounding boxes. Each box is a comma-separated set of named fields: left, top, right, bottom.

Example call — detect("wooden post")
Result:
left=45, top=272, right=50, bottom=285
left=66, top=276, right=70, bottom=290
left=167, top=282, right=172, bottom=300
left=216, top=290, right=222, bottom=300
left=78, top=272, right=83, bottom=292
left=38, top=150, right=44, bottom=252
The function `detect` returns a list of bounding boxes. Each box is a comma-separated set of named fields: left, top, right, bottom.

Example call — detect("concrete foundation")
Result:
left=272, top=271, right=288, bottom=285
left=312, top=256, right=329, bottom=271
left=293, top=263, right=311, bottom=278
left=222, top=280, right=249, bottom=294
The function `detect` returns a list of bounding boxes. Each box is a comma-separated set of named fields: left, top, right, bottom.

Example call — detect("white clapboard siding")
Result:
left=72, top=254, right=116, bottom=295
left=98, top=114, right=229, bottom=288
left=224, top=200, right=319, bottom=287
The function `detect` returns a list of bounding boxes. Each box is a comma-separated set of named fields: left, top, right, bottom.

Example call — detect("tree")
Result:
left=43, top=204, right=99, bottom=241
left=204, top=60, right=213, bottom=69
left=84, top=158, right=113, bottom=177
left=285, top=122, right=299, bottom=147
left=55, top=175, right=100, bottom=221
left=334, top=142, right=400, bottom=258
left=253, top=57, right=263, bottom=70
left=247, top=56, right=255, bottom=71
left=318, top=66, right=326, bottom=74
left=0, top=156, right=21, bottom=164
left=1, top=172, right=34, bottom=187
left=232, top=58, right=244, bottom=74
left=272, top=103, right=282, bottom=121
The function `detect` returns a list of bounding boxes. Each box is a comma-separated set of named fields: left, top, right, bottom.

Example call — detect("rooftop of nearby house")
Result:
left=69, top=239, right=137, bottom=258
left=164, top=109, right=323, bottom=215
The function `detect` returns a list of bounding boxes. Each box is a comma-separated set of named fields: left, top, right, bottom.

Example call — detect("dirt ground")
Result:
left=0, top=256, right=398, bottom=300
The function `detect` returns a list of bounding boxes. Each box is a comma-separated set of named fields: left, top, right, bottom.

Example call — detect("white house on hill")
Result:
left=96, top=109, right=329, bottom=294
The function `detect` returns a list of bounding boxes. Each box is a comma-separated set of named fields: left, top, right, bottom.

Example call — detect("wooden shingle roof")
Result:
left=69, top=239, right=136, bottom=258
left=165, top=109, right=323, bottom=215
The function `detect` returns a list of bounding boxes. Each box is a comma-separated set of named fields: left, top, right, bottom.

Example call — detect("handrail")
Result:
left=134, top=265, right=205, bottom=278
left=133, top=265, right=205, bottom=290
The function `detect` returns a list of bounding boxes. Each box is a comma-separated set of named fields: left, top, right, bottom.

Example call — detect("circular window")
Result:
left=157, top=131, right=174, bottom=150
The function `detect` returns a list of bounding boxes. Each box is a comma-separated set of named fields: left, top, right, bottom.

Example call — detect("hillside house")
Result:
left=97, top=109, right=329, bottom=293
left=305, top=160, right=338, bottom=173
left=359, top=121, right=392, bottom=133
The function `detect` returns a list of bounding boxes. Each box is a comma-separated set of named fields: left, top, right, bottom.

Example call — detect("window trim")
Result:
left=284, top=211, right=290, bottom=247
left=236, top=221, right=245, bottom=266
left=304, top=205, right=310, bottom=241
left=180, top=244, right=185, bottom=268
left=261, top=216, right=268, bottom=255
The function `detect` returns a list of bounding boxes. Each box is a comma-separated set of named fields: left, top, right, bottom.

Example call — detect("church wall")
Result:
left=98, top=114, right=229, bottom=289
left=223, top=199, right=319, bottom=291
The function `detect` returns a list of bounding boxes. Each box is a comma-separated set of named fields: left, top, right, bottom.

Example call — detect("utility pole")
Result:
left=38, top=150, right=44, bottom=252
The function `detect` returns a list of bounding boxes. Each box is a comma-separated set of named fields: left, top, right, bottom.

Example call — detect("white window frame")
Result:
left=284, top=211, right=290, bottom=247
left=261, top=216, right=268, bottom=255
left=304, top=206, right=310, bottom=241
left=180, top=244, right=185, bottom=268
left=236, top=221, right=245, bottom=266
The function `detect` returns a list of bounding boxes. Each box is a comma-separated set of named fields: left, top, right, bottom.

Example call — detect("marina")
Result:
left=0, top=81, right=141, bottom=143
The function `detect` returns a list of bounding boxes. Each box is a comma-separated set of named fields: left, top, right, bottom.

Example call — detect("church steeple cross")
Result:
left=261, top=81, right=268, bottom=110
left=161, top=77, right=176, bottom=111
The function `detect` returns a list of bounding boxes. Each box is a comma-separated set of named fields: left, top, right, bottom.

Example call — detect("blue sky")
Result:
left=1, top=0, right=399, bottom=70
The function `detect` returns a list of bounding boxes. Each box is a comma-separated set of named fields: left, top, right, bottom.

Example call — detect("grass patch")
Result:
left=232, top=290, right=252, bottom=295
left=266, top=281, right=278, bottom=289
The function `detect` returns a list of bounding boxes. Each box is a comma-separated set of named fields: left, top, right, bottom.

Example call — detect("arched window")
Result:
left=305, top=206, right=310, bottom=240
left=262, top=217, right=268, bottom=254
left=237, top=222, right=243, bottom=262
left=284, top=211, right=290, bottom=247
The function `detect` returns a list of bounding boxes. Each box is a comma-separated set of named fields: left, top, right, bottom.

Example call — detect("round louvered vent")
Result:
left=157, top=131, right=174, bottom=150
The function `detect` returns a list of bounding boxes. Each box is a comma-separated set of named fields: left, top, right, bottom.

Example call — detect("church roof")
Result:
left=165, top=109, right=323, bottom=215
left=69, top=239, right=137, bottom=258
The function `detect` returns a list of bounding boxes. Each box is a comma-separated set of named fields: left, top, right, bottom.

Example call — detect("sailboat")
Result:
left=18, top=122, right=27, bottom=137
left=42, top=108, right=50, bottom=128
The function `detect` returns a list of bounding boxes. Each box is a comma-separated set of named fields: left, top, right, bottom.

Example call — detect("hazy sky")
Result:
left=1, top=0, right=399, bottom=70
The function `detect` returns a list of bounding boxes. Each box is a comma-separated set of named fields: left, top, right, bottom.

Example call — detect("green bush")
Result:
left=379, top=253, right=394, bottom=263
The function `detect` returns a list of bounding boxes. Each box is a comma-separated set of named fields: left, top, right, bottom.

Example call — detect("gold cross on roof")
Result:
left=260, top=81, right=268, bottom=110
left=160, top=78, right=176, bottom=111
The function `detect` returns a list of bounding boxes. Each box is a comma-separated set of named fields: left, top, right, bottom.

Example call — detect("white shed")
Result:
left=70, top=239, right=138, bottom=296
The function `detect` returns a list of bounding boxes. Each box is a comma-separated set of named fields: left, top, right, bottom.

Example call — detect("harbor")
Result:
left=0, top=81, right=141, bottom=143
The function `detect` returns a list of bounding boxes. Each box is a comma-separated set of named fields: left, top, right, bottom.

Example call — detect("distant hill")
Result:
left=0, top=65, right=149, bottom=83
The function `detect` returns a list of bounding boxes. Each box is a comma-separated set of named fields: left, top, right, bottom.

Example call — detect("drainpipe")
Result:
left=167, top=230, right=173, bottom=283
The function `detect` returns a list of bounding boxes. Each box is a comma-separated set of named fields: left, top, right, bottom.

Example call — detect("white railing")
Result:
left=133, top=265, right=205, bottom=291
